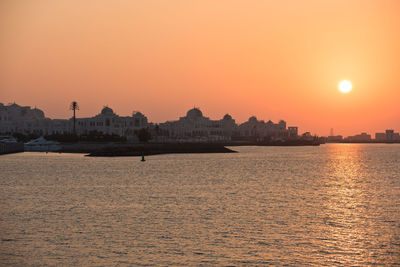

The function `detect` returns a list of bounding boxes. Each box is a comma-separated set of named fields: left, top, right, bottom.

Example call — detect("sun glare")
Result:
left=338, top=80, right=352, bottom=93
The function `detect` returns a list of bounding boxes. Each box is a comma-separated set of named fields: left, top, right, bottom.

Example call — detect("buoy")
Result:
left=141, top=154, right=145, bottom=162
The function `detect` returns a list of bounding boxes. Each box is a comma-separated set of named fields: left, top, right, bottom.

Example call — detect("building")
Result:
left=375, top=132, right=386, bottom=141
left=375, top=130, right=400, bottom=141
left=288, top=127, right=299, bottom=139
left=0, top=103, right=58, bottom=135
left=237, top=116, right=294, bottom=141
left=0, top=103, right=148, bottom=138
left=386, top=129, right=394, bottom=141
left=301, top=132, right=314, bottom=141
left=75, top=106, right=148, bottom=137
left=1, top=102, right=300, bottom=143
left=327, top=135, right=343, bottom=142
left=346, top=132, right=371, bottom=142
left=159, top=108, right=238, bottom=142
left=158, top=108, right=298, bottom=142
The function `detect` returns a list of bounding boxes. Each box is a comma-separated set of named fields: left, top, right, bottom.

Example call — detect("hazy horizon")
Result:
left=1, top=0, right=400, bottom=136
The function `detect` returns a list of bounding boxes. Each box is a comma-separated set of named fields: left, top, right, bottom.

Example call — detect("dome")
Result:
left=32, top=108, right=45, bottom=118
left=101, top=106, right=114, bottom=115
left=132, top=111, right=144, bottom=117
left=186, top=108, right=203, bottom=119
left=223, top=114, right=232, bottom=120
left=248, top=116, right=257, bottom=122
left=9, top=103, right=20, bottom=108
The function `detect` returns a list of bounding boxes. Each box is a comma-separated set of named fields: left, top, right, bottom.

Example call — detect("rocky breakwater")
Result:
left=86, top=143, right=237, bottom=157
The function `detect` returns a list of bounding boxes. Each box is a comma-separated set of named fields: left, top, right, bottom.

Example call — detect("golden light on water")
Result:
left=320, top=144, right=372, bottom=264
left=338, top=80, right=353, bottom=93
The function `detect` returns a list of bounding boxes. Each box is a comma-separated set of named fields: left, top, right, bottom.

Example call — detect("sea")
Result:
left=0, top=144, right=399, bottom=266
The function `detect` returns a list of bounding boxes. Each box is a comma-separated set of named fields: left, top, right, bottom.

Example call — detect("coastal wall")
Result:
left=59, top=143, right=236, bottom=156
left=0, top=143, right=24, bottom=155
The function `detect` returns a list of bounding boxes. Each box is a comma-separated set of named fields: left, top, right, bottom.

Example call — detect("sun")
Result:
left=338, top=80, right=352, bottom=93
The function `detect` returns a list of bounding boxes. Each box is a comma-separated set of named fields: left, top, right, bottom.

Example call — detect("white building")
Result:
left=75, top=106, right=148, bottom=137
left=159, top=108, right=238, bottom=141
left=0, top=103, right=57, bottom=135
left=238, top=116, right=293, bottom=141
left=158, top=108, right=298, bottom=142
left=0, top=103, right=148, bottom=137
left=1, top=102, right=299, bottom=142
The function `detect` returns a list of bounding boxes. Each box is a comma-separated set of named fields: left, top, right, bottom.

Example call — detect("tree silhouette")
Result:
left=70, top=101, right=79, bottom=135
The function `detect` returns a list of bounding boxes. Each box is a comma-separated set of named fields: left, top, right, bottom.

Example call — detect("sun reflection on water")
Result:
left=319, top=145, right=385, bottom=264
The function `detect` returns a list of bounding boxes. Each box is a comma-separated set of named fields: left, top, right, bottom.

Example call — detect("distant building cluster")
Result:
left=346, top=132, right=372, bottom=142
left=375, top=130, right=400, bottom=142
left=159, top=108, right=298, bottom=142
left=0, top=102, right=298, bottom=142
left=3, top=102, right=397, bottom=143
left=327, top=129, right=400, bottom=142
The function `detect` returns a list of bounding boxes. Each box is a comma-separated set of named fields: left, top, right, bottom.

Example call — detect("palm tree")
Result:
left=70, top=101, right=79, bottom=134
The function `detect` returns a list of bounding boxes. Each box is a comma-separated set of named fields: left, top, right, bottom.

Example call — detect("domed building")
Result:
left=31, top=108, right=45, bottom=119
left=75, top=106, right=148, bottom=136
left=0, top=102, right=149, bottom=138
left=159, top=107, right=238, bottom=141
left=238, top=116, right=292, bottom=141
left=0, top=101, right=298, bottom=142
left=186, top=108, right=203, bottom=120
left=100, top=106, right=114, bottom=116
left=223, top=114, right=232, bottom=120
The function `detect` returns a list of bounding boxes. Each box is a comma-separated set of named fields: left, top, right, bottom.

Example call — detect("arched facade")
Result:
left=159, top=108, right=238, bottom=141
left=75, top=106, right=148, bottom=136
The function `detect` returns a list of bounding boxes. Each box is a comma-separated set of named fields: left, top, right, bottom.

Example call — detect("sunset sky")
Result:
left=1, top=0, right=399, bottom=136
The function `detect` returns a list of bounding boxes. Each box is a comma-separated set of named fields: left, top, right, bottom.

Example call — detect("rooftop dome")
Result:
left=132, top=111, right=144, bottom=117
left=8, top=103, right=21, bottom=109
left=101, top=106, right=114, bottom=115
left=186, top=108, right=203, bottom=119
left=248, top=116, right=257, bottom=122
left=32, top=108, right=45, bottom=118
left=223, top=114, right=232, bottom=120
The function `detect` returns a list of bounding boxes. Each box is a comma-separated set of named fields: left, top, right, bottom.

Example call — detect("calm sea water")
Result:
left=1, top=144, right=400, bottom=266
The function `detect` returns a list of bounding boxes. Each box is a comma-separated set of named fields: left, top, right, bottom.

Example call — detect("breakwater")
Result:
left=0, top=143, right=24, bottom=155
left=59, top=140, right=319, bottom=157
left=59, top=143, right=236, bottom=157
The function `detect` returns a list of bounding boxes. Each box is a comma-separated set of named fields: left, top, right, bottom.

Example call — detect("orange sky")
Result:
left=1, top=0, right=399, bottom=136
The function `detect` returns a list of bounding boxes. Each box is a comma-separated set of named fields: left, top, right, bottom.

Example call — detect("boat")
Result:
left=24, top=137, right=61, bottom=152
left=0, top=136, right=18, bottom=144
